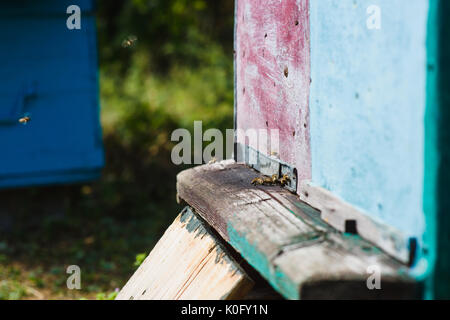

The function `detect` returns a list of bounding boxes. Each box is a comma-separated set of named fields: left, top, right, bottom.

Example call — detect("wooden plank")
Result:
left=177, top=160, right=416, bottom=299
left=274, top=237, right=417, bottom=300
left=299, top=180, right=410, bottom=264
left=116, top=207, right=254, bottom=300
left=235, top=0, right=311, bottom=182
left=308, top=0, right=428, bottom=269
left=177, top=160, right=316, bottom=257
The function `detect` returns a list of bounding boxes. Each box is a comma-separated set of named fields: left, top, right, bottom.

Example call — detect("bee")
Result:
left=263, top=176, right=273, bottom=184
left=208, top=157, right=217, bottom=164
left=18, top=113, right=31, bottom=125
left=271, top=174, right=279, bottom=184
left=252, top=174, right=279, bottom=186
left=251, top=177, right=264, bottom=185
left=122, top=35, right=138, bottom=48
left=279, top=174, right=290, bottom=186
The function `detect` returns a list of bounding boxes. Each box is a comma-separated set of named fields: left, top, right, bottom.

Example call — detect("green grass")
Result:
left=0, top=31, right=233, bottom=301
left=0, top=0, right=234, bottom=298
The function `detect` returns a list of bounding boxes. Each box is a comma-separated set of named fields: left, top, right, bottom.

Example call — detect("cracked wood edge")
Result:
left=176, top=160, right=415, bottom=299
left=116, top=207, right=254, bottom=300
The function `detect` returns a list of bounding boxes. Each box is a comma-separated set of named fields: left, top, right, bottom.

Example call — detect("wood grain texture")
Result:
left=177, top=160, right=416, bottom=299
left=116, top=207, right=254, bottom=300
left=235, top=0, right=311, bottom=182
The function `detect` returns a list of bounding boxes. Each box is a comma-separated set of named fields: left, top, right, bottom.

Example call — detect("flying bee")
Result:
left=18, top=113, right=31, bottom=125
left=279, top=174, right=290, bottom=186
left=251, top=177, right=264, bottom=185
left=121, top=35, right=138, bottom=48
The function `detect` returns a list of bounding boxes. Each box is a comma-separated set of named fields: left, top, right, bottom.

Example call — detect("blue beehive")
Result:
left=0, top=0, right=104, bottom=188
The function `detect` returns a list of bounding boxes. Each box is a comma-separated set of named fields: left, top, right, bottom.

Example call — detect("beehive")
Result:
left=0, top=0, right=103, bottom=188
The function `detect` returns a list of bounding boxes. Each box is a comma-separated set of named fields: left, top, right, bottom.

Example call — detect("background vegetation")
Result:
left=0, top=0, right=234, bottom=299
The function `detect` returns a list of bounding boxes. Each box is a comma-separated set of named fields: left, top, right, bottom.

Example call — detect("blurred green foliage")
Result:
left=134, top=253, right=147, bottom=267
left=95, top=291, right=118, bottom=300
left=0, top=0, right=234, bottom=299
left=98, top=0, right=234, bottom=73
left=98, top=0, right=234, bottom=132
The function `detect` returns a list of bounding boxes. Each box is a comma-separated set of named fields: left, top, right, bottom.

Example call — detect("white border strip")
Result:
left=299, top=180, right=411, bottom=264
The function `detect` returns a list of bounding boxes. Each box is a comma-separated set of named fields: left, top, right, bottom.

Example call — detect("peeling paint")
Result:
left=235, top=0, right=311, bottom=182
left=227, top=221, right=299, bottom=299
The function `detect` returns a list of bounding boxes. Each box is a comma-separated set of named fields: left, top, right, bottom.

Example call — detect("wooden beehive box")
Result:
left=233, top=0, right=450, bottom=299
left=0, top=0, right=103, bottom=188
left=120, top=0, right=450, bottom=299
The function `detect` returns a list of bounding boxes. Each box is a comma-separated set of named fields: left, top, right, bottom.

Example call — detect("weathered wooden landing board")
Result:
left=177, top=160, right=417, bottom=299
left=116, top=207, right=254, bottom=300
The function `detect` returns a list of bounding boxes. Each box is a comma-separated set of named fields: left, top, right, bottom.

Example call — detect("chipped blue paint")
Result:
left=227, top=222, right=299, bottom=299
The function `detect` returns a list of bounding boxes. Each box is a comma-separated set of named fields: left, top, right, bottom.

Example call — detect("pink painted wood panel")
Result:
left=235, top=0, right=311, bottom=183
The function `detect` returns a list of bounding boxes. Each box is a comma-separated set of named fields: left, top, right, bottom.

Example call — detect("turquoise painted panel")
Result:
left=427, top=0, right=450, bottom=299
left=423, top=0, right=439, bottom=298
left=309, top=1, right=428, bottom=241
